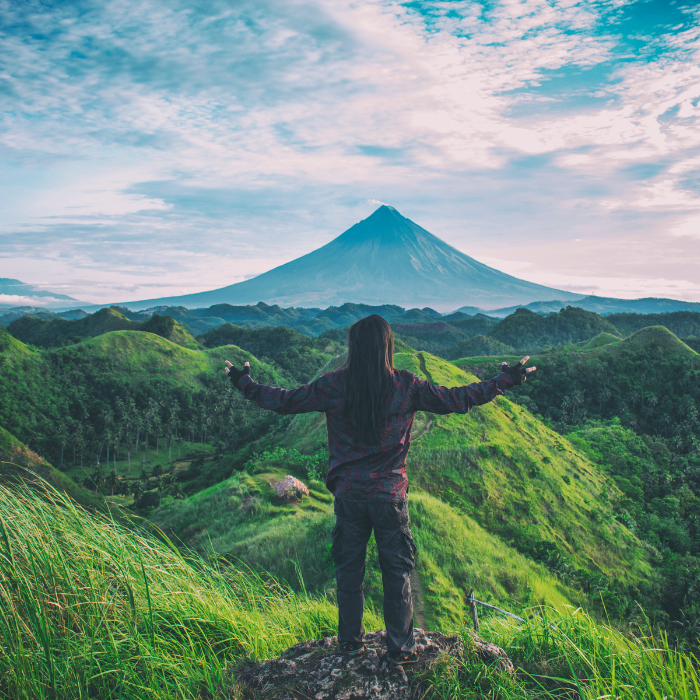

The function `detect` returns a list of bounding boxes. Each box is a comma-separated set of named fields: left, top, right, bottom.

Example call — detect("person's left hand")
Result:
left=500, top=356, right=536, bottom=386
left=225, top=360, right=250, bottom=386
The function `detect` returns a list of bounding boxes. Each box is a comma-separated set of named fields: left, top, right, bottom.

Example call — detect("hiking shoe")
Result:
left=388, top=650, right=419, bottom=665
left=338, top=641, right=365, bottom=654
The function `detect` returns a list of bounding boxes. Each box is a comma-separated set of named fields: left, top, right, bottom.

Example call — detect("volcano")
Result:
left=121, top=206, right=581, bottom=311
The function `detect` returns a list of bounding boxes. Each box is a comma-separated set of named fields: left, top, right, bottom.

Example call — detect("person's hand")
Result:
left=500, top=356, right=536, bottom=386
left=225, top=360, right=250, bottom=387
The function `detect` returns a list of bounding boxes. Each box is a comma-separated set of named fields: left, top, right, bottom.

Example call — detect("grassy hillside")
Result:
left=0, top=483, right=366, bottom=699
left=7, top=307, right=199, bottom=348
left=394, top=352, right=651, bottom=592
left=450, top=326, right=700, bottom=642
left=3, top=472, right=697, bottom=699
left=0, top=327, right=295, bottom=484
left=153, top=346, right=652, bottom=630
left=0, top=426, right=105, bottom=512
left=151, top=459, right=579, bottom=631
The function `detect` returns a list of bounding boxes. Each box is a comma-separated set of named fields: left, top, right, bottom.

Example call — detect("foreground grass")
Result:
left=1, top=483, right=698, bottom=699
left=0, top=482, right=380, bottom=699
left=422, top=609, right=700, bottom=700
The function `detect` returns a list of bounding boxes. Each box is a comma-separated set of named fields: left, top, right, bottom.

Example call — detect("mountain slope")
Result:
left=0, top=426, right=105, bottom=512
left=0, top=326, right=295, bottom=470
left=116, top=206, right=582, bottom=311
left=172, top=346, right=652, bottom=626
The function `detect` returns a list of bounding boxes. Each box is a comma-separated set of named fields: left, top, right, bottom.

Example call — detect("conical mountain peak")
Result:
left=337, top=205, right=426, bottom=246
left=117, top=207, right=582, bottom=311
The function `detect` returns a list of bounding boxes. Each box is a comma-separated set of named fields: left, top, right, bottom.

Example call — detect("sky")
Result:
left=1, top=0, right=700, bottom=307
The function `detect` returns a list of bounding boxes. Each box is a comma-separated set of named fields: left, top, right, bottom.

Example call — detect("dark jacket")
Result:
left=237, top=368, right=513, bottom=501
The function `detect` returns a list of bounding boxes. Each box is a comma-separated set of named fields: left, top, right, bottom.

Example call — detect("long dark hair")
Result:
left=342, top=315, right=395, bottom=444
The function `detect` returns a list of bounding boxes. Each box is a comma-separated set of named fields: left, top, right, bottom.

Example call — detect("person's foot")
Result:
left=338, top=641, right=365, bottom=654
left=387, top=650, right=419, bottom=665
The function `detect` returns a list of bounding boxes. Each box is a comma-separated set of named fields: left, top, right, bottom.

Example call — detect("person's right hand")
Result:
left=500, top=356, right=536, bottom=386
left=225, top=360, right=250, bottom=387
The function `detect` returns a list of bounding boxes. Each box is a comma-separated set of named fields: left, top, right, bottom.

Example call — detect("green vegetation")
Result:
left=607, top=310, right=700, bottom=338
left=152, top=345, right=651, bottom=634
left=0, top=326, right=299, bottom=501
left=3, top=483, right=698, bottom=700
left=454, top=325, right=700, bottom=645
left=7, top=307, right=199, bottom=348
left=0, top=482, right=374, bottom=699
left=197, top=323, right=343, bottom=382
left=4, top=299, right=700, bottom=696
left=0, top=426, right=105, bottom=512
left=486, top=307, right=619, bottom=350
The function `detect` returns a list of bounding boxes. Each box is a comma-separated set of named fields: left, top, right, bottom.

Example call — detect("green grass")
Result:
left=409, top=492, right=575, bottom=629
left=0, top=481, right=382, bottom=699
left=420, top=609, right=700, bottom=700
left=398, top=351, right=651, bottom=584
left=578, top=331, right=621, bottom=350
left=2, top=483, right=698, bottom=700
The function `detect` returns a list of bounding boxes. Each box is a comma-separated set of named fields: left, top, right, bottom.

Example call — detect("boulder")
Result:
left=274, top=475, right=309, bottom=501
left=231, top=627, right=512, bottom=699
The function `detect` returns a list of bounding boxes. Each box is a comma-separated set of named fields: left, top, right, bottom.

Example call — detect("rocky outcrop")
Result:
left=274, top=475, right=309, bottom=501
left=231, top=628, right=512, bottom=699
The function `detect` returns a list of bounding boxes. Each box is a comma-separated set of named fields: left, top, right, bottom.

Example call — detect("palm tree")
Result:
left=561, top=396, right=572, bottom=422
left=131, top=481, right=143, bottom=506
left=572, top=391, right=585, bottom=422
left=106, top=468, right=118, bottom=496
left=153, top=414, right=162, bottom=456
left=57, top=420, right=69, bottom=469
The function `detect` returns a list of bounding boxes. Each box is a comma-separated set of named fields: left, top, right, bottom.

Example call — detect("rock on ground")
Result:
left=231, top=628, right=513, bottom=699
left=274, top=475, right=309, bottom=500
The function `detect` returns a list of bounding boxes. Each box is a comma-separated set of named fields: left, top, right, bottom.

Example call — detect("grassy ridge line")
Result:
left=408, top=492, right=575, bottom=627
left=150, top=467, right=581, bottom=631
left=392, top=350, right=651, bottom=582
left=0, top=482, right=379, bottom=699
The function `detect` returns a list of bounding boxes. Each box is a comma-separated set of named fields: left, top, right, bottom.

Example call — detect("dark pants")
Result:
left=331, top=498, right=417, bottom=653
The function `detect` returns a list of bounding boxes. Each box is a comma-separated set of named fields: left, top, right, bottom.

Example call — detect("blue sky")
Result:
left=1, top=0, right=699, bottom=305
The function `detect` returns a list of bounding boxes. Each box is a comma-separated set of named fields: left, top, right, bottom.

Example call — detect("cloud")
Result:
left=0, top=294, right=76, bottom=308
left=0, top=0, right=699, bottom=301
left=669, top=216, right=700, bottom=239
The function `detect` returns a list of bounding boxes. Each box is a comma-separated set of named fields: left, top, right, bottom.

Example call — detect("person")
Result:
left=224, top=314, right=535, bottom=664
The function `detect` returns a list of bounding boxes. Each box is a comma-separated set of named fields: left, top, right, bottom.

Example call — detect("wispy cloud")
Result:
left=0, top=0, right=699, bottom=303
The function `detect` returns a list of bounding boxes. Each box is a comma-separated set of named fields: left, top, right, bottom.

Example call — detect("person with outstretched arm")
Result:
left=224, top=314, right=535, bottom=665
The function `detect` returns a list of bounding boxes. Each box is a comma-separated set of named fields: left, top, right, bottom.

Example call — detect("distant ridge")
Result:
left=109, top=206, right=583, bottom=312
left=473, top=296, right=700, bottom=318
left=0, top=278, right=79, bottom=308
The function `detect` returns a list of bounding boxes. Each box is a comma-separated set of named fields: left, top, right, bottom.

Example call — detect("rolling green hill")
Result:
left=7, top=307, right=199, bottom=348
left=0, top=326, right=300, bottom=482
left=486, top=306, right=619, bottom=350
left=450, top=324, right=700, bottom=639
left=152, top=345, right=652, bottom=631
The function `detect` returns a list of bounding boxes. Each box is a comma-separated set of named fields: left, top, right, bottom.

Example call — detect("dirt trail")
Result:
left=417, top=353, right=433, bottom=383
left=411, top=417, right=433, bottom=440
